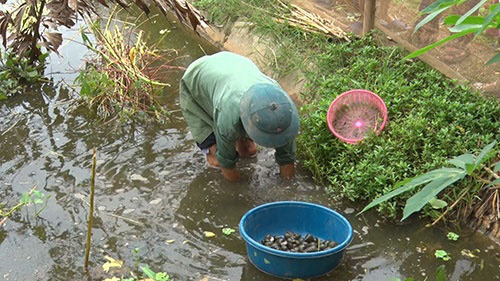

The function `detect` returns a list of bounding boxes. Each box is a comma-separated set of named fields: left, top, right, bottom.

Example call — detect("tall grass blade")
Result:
left=486, top=53, right=500, bottom=65
left=405, top=29, right=478, bottom=59
left=456, top=0, right=487, bottom=25
left=474, top=4, right=500, bottom=37
left=402, top=171, right=465, bottom=220
left=359, top=168, right=464, bottom=214
left=474, top=140, right=497, bottom=168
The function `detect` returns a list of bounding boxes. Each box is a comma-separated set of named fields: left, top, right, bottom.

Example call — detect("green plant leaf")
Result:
left=447, top=153, right=474, bottom=169
left=420, top=0, right=460, bottom=14
left=494, top=160, right=500, bottom=173
left=141, top=265, right=156, bottom=278
left=20, top=193, right=31, bottom=205
left=486, top=53, right=500, bottom=65
left=360, top=168, right=464, bottom=215
left=474, top=4, right=500, bottom=37
left=435, top=249, right=451, bottom=261
left=449, top=23, right=484, bottom=32
left=415, top=6, right=451, bottom=32
left=464, top=163, right=475, bottom=175
left=222, top=227, right=236, bottom=235
left=429, top=197, right=448, bottom=209
left=402, top=171, right=466, bottom=220
left=444, top=15, right=485, bottom=25
left=456, top=0, right=487, bottom=25
left=474, top=141, right=497, bottom=168
left=156, top=272, right=170, bottom=281
left=405, top=29, right=478, bottom=59
left=26, top=70, right=39, bottom=78
left=436, top=265, right=447, bottom=281
left=447, top=232, right=459, bottom=241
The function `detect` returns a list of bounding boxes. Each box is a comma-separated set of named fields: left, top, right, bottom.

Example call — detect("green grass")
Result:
left=193, top=0, right=500, bottom=220
left=193, top=0, right=329, bottom=77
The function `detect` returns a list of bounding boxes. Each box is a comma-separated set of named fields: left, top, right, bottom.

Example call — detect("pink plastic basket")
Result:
left=326, top=89, right=388, bottom=144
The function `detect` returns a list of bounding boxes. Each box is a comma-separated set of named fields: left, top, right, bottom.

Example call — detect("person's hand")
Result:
left=222, top=167, right=240, bottom=182
left=279, top=163, right=294, bottom=180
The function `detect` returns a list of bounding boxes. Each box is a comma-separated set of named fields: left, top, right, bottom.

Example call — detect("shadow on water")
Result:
left=0, top=7, right=499, bottom=281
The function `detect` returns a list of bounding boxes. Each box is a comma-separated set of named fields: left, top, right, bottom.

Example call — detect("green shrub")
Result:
left=298, top=35, right=500, bottom=219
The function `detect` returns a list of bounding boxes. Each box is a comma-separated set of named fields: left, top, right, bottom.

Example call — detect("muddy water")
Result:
left=1, top=9, right=499, bottom=281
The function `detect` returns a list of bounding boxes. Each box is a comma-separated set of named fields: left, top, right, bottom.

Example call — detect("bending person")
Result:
left=179, top=51, right=300, bottom=181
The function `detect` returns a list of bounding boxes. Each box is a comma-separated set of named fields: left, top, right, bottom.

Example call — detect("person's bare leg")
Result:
left=280, top=163, right=294, bottom=180
left=207, top=144, right=220, bottom=167
left=236, top=139, right=257, bottom=158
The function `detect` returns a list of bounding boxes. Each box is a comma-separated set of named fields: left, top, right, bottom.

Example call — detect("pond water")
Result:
left=1, top=8, right=499, bottom=281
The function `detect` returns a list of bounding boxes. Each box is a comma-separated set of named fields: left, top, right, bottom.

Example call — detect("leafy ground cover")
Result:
left=300, top=35, right=499, bottom=219
left=193, top=0, right=500, bottom=220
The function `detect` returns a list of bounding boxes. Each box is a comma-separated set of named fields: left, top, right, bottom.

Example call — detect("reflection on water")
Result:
left=1, top=8, right=499, bottom=281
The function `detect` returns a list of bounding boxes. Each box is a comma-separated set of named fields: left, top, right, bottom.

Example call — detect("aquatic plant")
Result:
left=360, top=141, right=499, bottom=222
left=0, top=0, right=206, bottom=63
left=0, top=51, right=46, bottom=100
left=0, top=186, right=50, bottom=226
left=140, top=266, right=170, bottom=281
left=446, top=232, right=459, bottom=241
left=102, top=253, right=170, bottom=281
left=76, top=9, right=184, bottom=120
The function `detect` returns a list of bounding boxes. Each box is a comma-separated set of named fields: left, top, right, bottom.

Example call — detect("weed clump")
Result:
left=76, top=11, right=184, bottom=120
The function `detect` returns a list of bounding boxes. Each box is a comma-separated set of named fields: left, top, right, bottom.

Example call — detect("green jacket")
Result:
left=179, top=51, right=296, bottom=168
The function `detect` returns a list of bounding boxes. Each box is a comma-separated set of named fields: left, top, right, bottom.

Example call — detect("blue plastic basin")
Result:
left=239, top=201, right=353, bottom=279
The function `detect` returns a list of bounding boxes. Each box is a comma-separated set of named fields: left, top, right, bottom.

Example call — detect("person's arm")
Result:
left=275, top=140, right=296, bottom=179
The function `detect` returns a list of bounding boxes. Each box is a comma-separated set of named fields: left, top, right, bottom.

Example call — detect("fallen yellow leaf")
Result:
left=104, top=277, right=120, bottom=281
left=165, top=239, right=175, bottom=244
left=204, top=231, right=216, bottom=238
left=102, top=255, right=123, bottom=273
left=461, top=249, right=477, bottom=258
